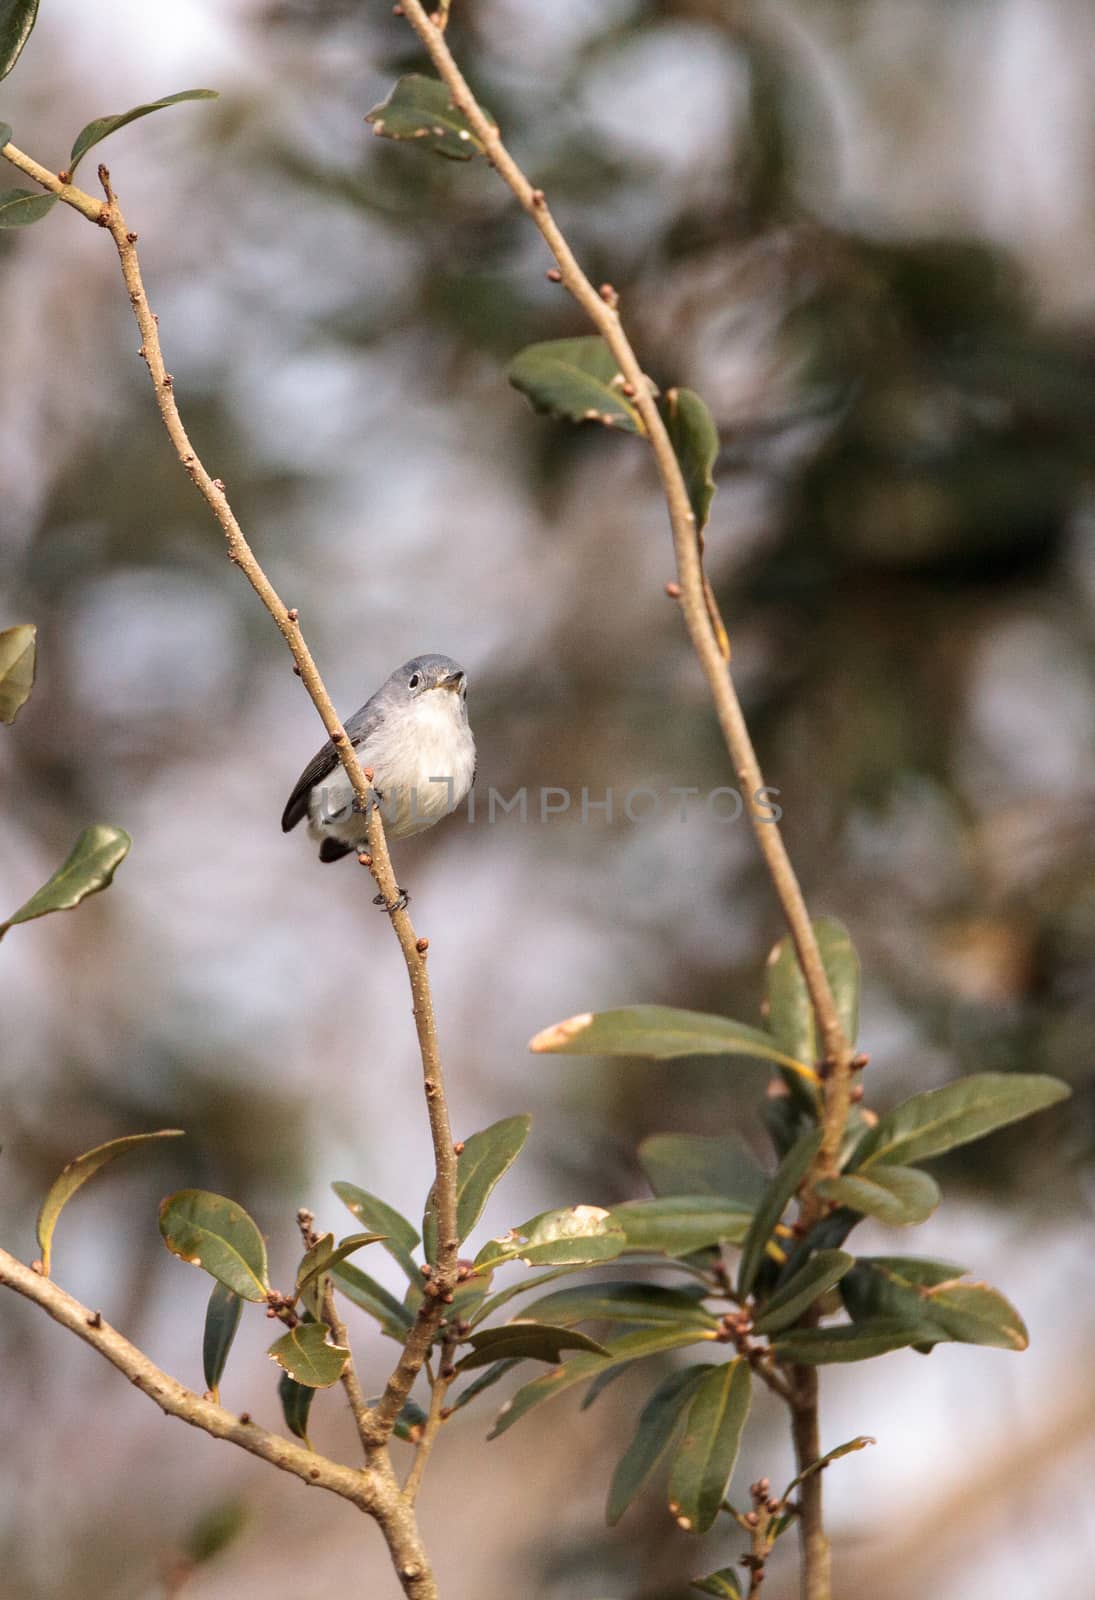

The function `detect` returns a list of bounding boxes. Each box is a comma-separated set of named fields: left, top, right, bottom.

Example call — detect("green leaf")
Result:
left=522, top=1281, right=719, bottom=1332
left=202, top=1282, right=243, bottom=1400
left=783, top=1435, right=876, bottom=1496
left=473, top=1205, right=626, bottom=1275
left=455, top=1322, right=609, bottom=1372
left=663, top=388, right=718, bottom=533
left=737, top=1128, right=823, bottom=1299
left=772, top=1319, right=931, bottom=1364
left=278, top=1368, right=315, bottom=1447
left=691, top=1571, right=744, bottom=1599
left=841, top=1261, right=1028, bottom=1350
left=752, top=1250, right=855, bottom=1335
left=470, top=1263, right=606, bottom=1327
left=423, top=1113, right=531, bottom=1262
left=0, top=824, right=131, bottom=940
left=0, top=121, right=10, bottom=145
left=330, top=1260, right=414, bottom=1340
left=606, top=1364, right=710, bottom=1525
left=184, top=1500, right=248, bottom=1565
left=449, top=1358, right=522, bottom=1413
left=765, top=918, right=859, bottom=1104
left=638, top=1133, right=767, bottom=1208
left=853, top=1255, right=967, bottom=1286
left=667, top=1359, right=753, bottom=1534
left=489, top=1325, right=715, bottom=1439
left=364, top=1395, right=428, bottom=1443
left=0, top=187, right=57, bottom=226
left=816, top=1166, right=940, bottom=1226
left=295, top=1231, right=384, bottom=1318
left=0, top=623, right=35, bottom=721
left=36, top=1128, right=184, bottom=1275
left=509, top=338, right=645, bottom=435
left=67, top=89, right=219, bottom=175
left=0, top=0, right=38, bottom=83
left=159, top=1190, right=269, bottom=1302
left=612, top=1196, right=753, bottom=1257
left=529, top=1005, right=817, bottom=1084
left=332, top=1182, right=420, bottom=1280
left=366, top=73, right=491, bottom=162
left=853, top=1073, right=1070, bottom=1169
left=268, top=1321, right=349, bottom=1388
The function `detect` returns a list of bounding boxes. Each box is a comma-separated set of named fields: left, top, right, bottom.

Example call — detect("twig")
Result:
left=790, top=1366, right=830, bottom=1600
left=402, top=1365, right=453, bottom=1504
left=0, top=1247, right=439, bottom=1600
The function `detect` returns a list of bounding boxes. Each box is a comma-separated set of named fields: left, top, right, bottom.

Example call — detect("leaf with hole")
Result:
left=667, top=1359, right=753, bottom=1534
left=473, top=1204, right=626, bottom=1274
left=638, top=1132, right=767, bottom=1208
left=521, top=1281, right=718, bottom=1332
left=36, top=1128, right=183, bottom=1275
left=489, top=1324, right=715, bottom=1439
left=423, top=1112, right=531, bottom=1261
left=332, top=1182, right=420, bottom=1280
left=454, top=1322, right=609, bottom=1372
left=752, top=1250, right=855, bottom=1335
left=737, top=1128, right=823, bottom=1299
left=816, top=1166, right=940, bottom=1226
left=509, top=337, right=645, bottom=434
left=366, top=73, right=491, bottom=161
left=0, top=0, right=39, bottom=83
left=268, top=1321, right=349, bottom=1388
left=159, top=1189, right=269, bottom=1302
left=853, top=1073, right=1069, bottom=1169
left=613, top=1196, right=753, bottom=1257
left=0, top=623, right=35, bottom=721
left=203, top=1282, right=243, bottom=1400
left=1, top=824, right=131, bottom=940
left=530, top=1005, right=817, bottom=1084
left=662, top=387, right=718, bottom=533
left=67, top=89, right=218, bottom=175
left=607, top=1364, right=710, bottom=1525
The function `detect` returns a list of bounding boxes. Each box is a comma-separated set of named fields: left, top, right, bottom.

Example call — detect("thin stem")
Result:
left=791, top=1365, right=830, bottom=1600
left=403, top=1368, right=453, bottom=1504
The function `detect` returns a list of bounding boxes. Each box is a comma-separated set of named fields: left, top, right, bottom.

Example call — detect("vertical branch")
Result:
left=791, top=1366, right=831, bottom=1600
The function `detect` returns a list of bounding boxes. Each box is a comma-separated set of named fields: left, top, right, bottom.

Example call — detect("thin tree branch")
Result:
left=0, top=1246, right=440, bottom=1599
left=402, top=1367, right=452, bottom=1504
left=790, top=1365, right=830, bottom=1600
left=0, top=137, right=105, bottom=221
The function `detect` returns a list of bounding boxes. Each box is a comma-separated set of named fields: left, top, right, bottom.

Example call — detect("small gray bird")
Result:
left=281, top=654, right=476, bottom=865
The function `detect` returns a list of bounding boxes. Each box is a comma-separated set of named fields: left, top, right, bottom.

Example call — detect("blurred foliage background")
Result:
left=2, top=0, right=1095, bottom=1596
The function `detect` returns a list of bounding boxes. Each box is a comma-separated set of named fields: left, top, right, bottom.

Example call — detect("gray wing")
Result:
left=280, top=696, right=384, bottom=833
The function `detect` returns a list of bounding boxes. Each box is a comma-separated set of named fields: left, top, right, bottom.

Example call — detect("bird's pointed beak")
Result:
left=437, top=670, right=465, bottom=692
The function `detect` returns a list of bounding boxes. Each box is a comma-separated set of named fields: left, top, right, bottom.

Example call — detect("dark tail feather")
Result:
left=319, top=837, right=356, bottom=864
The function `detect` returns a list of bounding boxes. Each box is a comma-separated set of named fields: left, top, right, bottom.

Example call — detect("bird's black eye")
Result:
left=409, top=673, right=420, bottom=689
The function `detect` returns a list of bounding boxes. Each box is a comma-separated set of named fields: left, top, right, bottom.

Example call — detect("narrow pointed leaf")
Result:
left=470, top=1263, right=608, bottom=1327
left=449, top=1358, right=521, bottom=1413
left=268, top=1321, right=349, bottom=1388
left=530, top=1005, right=817, bottom=1084
left=612, top=1196, right=752, bottom=1257
left=753, top=1250, right=855, bottom=1335
left=667, top=1359, right=753, bottom=1533
left=0, top=0, right=38, bottom=83
left=765, top=917, right=860, bottom=1063
left=296, top=1231, right=384, bottom=1317
left=68, top=89, right=218, bottom=175
left=278, top=1368, right=315, bottom=1446
left=841, top=1260, right=1028, bottom=1350
left=36, top=1128, right=184, bottom=1275
left=489, top=1325, right=715, bottom=1439
left=509, top=338, right=645, bottom=435
left=330, top=1260, right=414, bottom=1339
left=638, top=1132, right=767, bottom=1208
left=473, top=1205, right=626, bottom=1274
left=663, top=388, right=718, bottom=533
left=332, top=1182, right=420, bottom=1280
left=455, top=1322, right=608, bottom=1372
left=424, top=1112, right=531, bottom=1261
left=854, top=1073, right=1070, bottom=1169
left=522, top=1281, right=718, bottom=1331
left=783, top=1435, right=875, bottom=1495
left=0, top=623, right=35, bottom=721
left=691, top=1571, right=743, bottom=1598
left=0, top=187, right=57, bottom=225
left=607, top=1364, right=711, bottom=1525
left=1, top=824, right=131, bottom=939
left=773, top=1319, right=932, bottom=1364
left=816, top=1166, right=940, bottom=1226
left=160, top=1189, right=269, bottom=1302
left=202, top=1282, right=243, bottom=1398
left=366, top=73, right=491, bottom=161
left=737, top=1128, right=823, bottom=1299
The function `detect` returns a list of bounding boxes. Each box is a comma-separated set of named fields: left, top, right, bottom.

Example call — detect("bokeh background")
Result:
left=2, top=0, right=1095, bottom=1595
